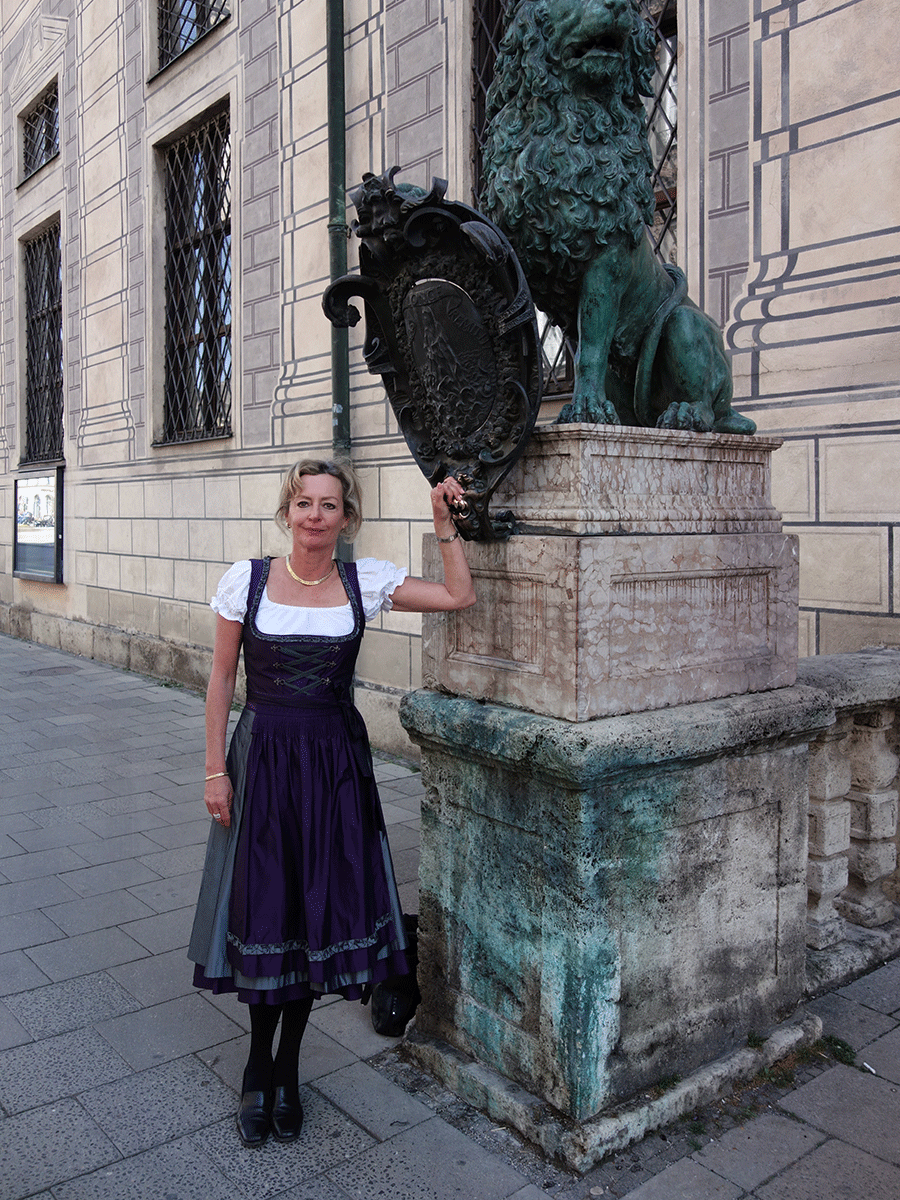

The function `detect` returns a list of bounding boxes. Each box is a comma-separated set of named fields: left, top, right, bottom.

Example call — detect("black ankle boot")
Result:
left=270, top=1085, right=303, bottom=1141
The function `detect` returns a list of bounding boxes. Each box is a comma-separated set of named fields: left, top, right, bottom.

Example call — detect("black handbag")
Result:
left=370, top=913, right=421, bottom=1036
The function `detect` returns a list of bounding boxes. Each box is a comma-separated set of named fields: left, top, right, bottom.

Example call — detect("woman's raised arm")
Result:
left=388, top=479, right=477, bottom=614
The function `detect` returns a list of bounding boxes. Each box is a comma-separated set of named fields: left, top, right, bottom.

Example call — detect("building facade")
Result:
left=1, top=0, right=898, bottom=757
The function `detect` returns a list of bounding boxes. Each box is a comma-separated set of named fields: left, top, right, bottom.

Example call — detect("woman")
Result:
left=188, top=458, right=474, bottom=1148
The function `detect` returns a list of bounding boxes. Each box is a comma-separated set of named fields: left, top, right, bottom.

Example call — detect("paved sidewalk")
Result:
left=0, top=632, right=897, bottom=1200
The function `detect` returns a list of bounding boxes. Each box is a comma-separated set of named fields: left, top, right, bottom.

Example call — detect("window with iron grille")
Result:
left=22, top=82, right=59, bottom=181
left=158, top=1, right=230, bottom=70
left=471, top=0, right=678, bottom=393
left=162, top=106, right=232, bottom=444
left=22, top=222, right=64, bottom=465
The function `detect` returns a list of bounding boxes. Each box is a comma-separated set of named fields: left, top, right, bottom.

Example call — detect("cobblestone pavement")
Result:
left=1, top=633, right=898, bottom=1200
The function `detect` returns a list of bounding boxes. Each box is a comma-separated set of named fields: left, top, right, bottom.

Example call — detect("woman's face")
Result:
left=287, top=473, right=347, bottom=552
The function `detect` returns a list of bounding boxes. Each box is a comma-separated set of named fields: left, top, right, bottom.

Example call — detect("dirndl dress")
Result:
left=188, top=556, right=409, bottom=1004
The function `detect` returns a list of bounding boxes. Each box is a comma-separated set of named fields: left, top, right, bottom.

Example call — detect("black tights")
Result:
left=243, top=997, right=314, bottom=1096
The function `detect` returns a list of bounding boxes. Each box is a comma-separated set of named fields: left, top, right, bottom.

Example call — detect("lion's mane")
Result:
left=481, top=0, right=657, bottom=336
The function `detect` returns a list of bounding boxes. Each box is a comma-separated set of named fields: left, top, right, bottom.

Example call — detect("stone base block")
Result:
left=401, top=685, right=832, bottom=1123
left=405, top=1014, right=822, bottom=1173
left=423, top=529, right=798, bottom=720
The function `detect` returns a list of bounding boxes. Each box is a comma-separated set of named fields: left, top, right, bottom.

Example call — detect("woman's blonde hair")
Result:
left=275, top=458, right=363, bottom=541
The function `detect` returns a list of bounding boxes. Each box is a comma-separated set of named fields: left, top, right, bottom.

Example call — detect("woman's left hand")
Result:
left=431, top=477, right=466, bottom=525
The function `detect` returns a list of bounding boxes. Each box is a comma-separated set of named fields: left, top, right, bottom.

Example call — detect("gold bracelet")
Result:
left=205, top=772, right=228, bottom=781
left=436, top=531, right=459, bottom=543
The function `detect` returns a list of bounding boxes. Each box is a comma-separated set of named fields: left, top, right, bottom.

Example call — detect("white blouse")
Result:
left=210, top=558, right=408, bottom=636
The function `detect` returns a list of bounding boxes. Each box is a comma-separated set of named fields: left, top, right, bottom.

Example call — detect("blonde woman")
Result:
left=189, top=458, right=474, bottom=1147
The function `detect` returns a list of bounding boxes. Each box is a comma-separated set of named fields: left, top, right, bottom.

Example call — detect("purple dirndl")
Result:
left=189, top=557, right=409, bottom=1003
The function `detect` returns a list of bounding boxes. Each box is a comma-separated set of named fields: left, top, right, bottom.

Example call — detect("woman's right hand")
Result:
left=205, top=775, right=233, bottom=828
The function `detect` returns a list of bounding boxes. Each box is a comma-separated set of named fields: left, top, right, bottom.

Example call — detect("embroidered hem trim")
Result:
left=226, top=909, right=394, bottom=961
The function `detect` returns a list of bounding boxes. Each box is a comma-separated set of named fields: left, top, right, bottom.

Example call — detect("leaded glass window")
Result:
left=22, top=82, right=59, bottom=181
left=159, top=1, right=230, bottom=70
left=162, top=107, right=232, bottom=444
left=22, top=222, right=64, bottom=465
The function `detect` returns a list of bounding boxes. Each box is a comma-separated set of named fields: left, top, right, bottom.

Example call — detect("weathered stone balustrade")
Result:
left=797, top=652, right=900, bottom=971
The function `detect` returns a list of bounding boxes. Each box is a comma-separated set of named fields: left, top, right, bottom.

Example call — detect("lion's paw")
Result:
left=556, top=397, right=620, bottom=426
left=657, top=402, right=713, bottom=432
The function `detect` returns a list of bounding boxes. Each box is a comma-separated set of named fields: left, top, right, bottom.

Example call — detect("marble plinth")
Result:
left=492, top=425, right=784, bottom=534
left=423, top=530, right=798, bottom=720
left=400, top=687, right=832, bottom=1125
left=425, top=427, right=797, bottom=720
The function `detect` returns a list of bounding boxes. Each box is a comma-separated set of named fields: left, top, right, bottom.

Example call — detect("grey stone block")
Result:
left=95, top=993, right=244, bottom=1070
left=136, top=843, right=206, bottom=877
left=191, top=1087, right=374, bottom=1193
left=804, top=992, right=897, bottom=1050
left=755, top=1137, right=900, bottom=1200
left=0, top=1000, right=32, bottom=1051
left=0, top=875, right=80, bottom=917
left=26, top=925, right=148, bottom=981
left=50, top=1136, right=237, bottom=1200
left=838, top=958, right=900, bottom=1014
left=310, top=994, right=403, bottom=1060
left=314, top=1060, right=432, bottom=1141
left=857, top=1025, right=900, bottom=1085
left=613, top=1158, right=742, bottom=1200
left=71, top=831, right=162, bottom=865
left=140, top=817, right=209, bottom=849
left=5, top=971, right=140, bottom=1038
left=81, top=1054, right=236, bottom=1155
left=0, top=1098, right=119, bottom=1200
left=0, top=949, right=50, bottom=995
left=693, top=1112, right=825, bottom=1190
left=327, top=1115, right=530, bottom=1200
left=0, top=846, right=90, bottom=883
left=57, top=858, right=162, bottom=899
left=120, top=904, right=193, bottom=954
left=127, top=869, right=203, bottom=913
left=778, top=1063, right=900, bottom=1165
left=0, top=1028, right=131, bottom=1113
left=0, top=910, right=66, bottom=955
left=107, top=946, right=196, bottom=1005
left=42, top=889, right=157, bottom=936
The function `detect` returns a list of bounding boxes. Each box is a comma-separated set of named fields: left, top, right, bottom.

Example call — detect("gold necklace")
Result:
left=285, top=556, right=335, bottom=586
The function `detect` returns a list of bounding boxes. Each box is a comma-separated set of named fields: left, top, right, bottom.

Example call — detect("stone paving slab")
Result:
left=94, top=992, right=244, bottom=1071
left=837, top=957, right=900, bottom=1015
left=778, top=1063, right=900, bottom=1165
left=692, top=1112, right=825, bottom=1192
left=326, top=1114, right=538, bottom=1200
left=857, top=1025, right=900, bottom=1084
left=4, top=971, right=141, bottom=1038
left=0, top=1027, right=132, bottom=1113
left=754, top=1136, right=900, bottom=1200
left=0, top=1097, right=121, bottom=1200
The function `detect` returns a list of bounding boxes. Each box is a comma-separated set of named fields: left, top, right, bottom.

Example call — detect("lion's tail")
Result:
left=633, top=264, right=688, bottom=427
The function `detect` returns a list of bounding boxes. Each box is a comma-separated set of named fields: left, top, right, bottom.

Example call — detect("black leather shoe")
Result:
left=236, top=1089, right=270, bottom=1148
left=270, top=1086, right=303, bottom=1142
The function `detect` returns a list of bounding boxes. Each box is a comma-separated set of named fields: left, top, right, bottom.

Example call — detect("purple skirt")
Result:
left=189, top=699, right=409, bottom=1004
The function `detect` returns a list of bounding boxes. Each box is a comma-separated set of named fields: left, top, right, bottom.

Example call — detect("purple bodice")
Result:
left=242, top=557, right=364, bottom=708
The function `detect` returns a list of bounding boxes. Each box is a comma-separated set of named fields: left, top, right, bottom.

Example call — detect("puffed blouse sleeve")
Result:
left=355, top=557, right=408, bottom=620
left=210, top=560, right=252, bottom=623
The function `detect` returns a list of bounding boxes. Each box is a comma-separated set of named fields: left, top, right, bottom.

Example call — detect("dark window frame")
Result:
left=22, top=221, right=64, bottom=467
left=159, top=104, right=233, bottom=446
left=21, top=81, right=60, bottom=182
left=157, top=1, right=231, bottom=72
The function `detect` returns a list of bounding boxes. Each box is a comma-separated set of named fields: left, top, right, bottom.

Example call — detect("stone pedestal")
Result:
left=424, top=427, right=798, bottom=720
left=405, top=427, right=823, bottom=1166
left=402, top=690, right=831, bottom=1123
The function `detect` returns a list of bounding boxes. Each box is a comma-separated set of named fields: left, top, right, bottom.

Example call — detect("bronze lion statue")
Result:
left=481, top=0, right=755, bottom=434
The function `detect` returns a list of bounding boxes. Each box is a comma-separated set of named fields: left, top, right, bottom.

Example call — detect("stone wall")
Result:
left=686, top=0, right=900, bottom=656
